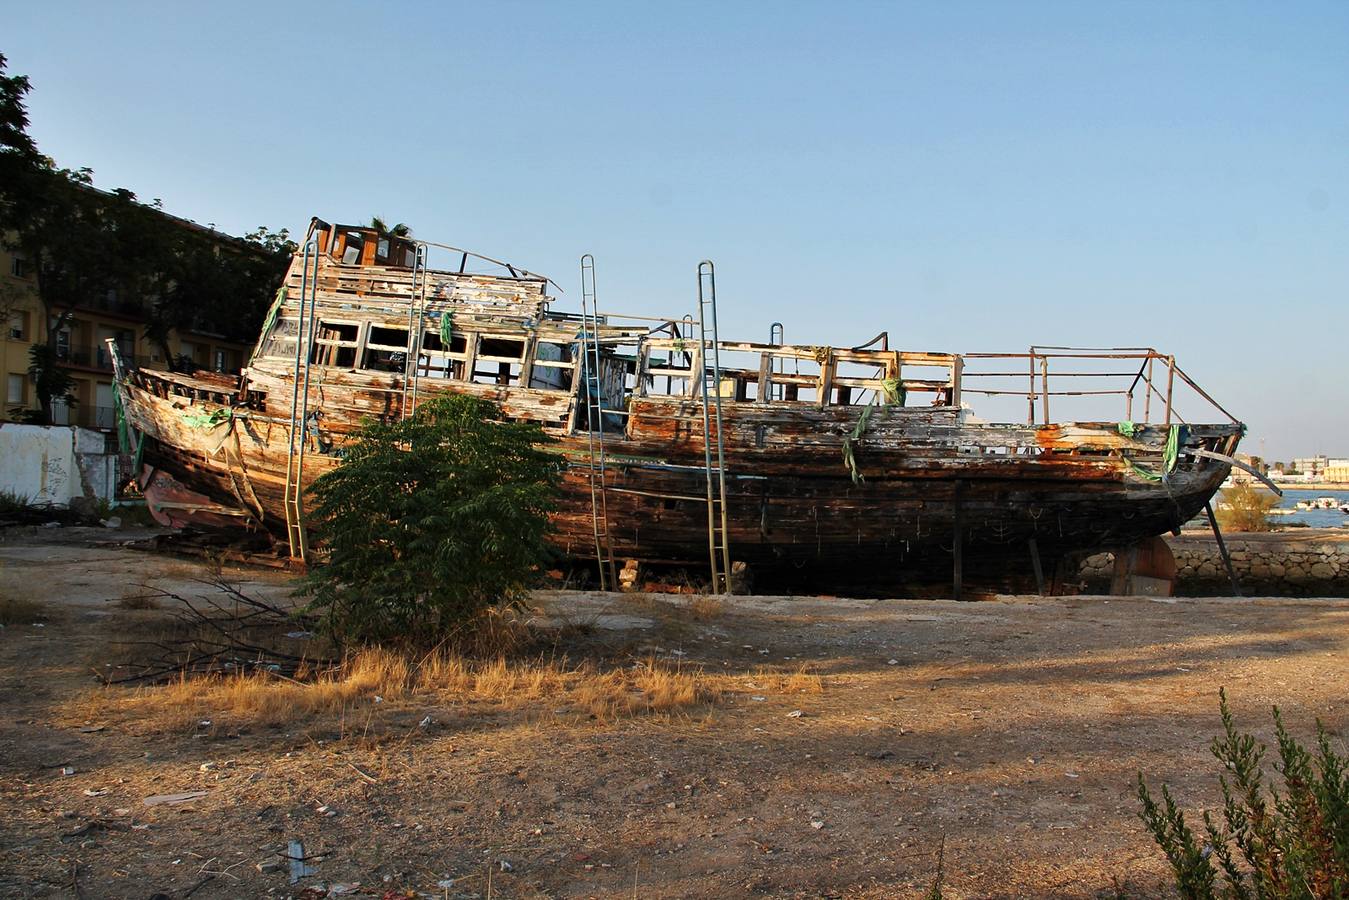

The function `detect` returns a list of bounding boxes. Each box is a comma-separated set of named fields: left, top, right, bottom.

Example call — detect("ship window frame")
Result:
left=361, top=324, right=411, bottom=374
left=416, top=326, right=470, bottom=381
left=310, top=319, right=361, bottom=369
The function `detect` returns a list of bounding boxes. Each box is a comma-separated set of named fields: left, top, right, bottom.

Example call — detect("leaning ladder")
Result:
left=696, top=260, right=733, bottom=594
left=283, top=239, right=321, bottom=561
left=400, top=243, right=429, bottom=420
left=579, top=254, right=619, bottom=590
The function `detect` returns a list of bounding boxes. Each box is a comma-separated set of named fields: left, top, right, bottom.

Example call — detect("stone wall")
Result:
left=1077, top=531, right=1349, bottom=597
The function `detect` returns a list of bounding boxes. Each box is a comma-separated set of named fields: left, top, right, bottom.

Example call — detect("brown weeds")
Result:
left=88, top=647, right=718, bottom=733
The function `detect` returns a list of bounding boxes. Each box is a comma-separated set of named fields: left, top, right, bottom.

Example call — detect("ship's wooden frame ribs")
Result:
left=112, top=217, right=1245, bottom=595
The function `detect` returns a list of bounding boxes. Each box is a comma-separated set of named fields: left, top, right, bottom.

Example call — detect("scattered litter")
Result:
left=199, top=762, right=216, bottom=772
left=436, top=879, right=456, bottom=889
left=498, top=859, right=513, bottom=872
left=327, top=884, right=359, bottom=895
left=197, top=720, right=212, bottom=728
left=750, top=696, right=766, bottom=702
left=418, top=715, right=433, bottom=728
left=373, top=695, right=384, bottom=704
left=285, top=630, right=316, bottom=639
left=256, top=860, right=282, bottom=874
left=887, top=659, right=899, bottom=665
left=78, top=726, right=105, bottom=734
left=143, top=791, right=208, bottom=806
left=103, top=516, right=122, bottom=529
left=786, top=710, right=803, bottom=718
left=758, top=649, right=769, bottom=655
left=60, top=766, right=75, bottom=776
left=82, top=789, right=108, bottom=797
left=810, top=820, right=825, bottom=829
left=1065, top=772, right=1080, bottom=779
left=287, top=839, right=318, bottom=884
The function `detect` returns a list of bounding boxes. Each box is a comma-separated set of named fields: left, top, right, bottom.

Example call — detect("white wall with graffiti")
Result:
left=0, top=424, right=118, bottom=508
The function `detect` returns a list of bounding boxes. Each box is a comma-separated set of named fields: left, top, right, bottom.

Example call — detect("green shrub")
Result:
left=1215, top=483, right=1279, bottom=533
left=302, top=395, right=561, bottom=647
left=1137, top=689, right=1349, bottom=898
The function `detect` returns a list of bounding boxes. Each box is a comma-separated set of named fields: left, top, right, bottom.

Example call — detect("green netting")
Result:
left=1117, top=420, right=1139, bottom=438
left=111, top=387, right=133, bottom=455
left=439, top=311, right=453, bottom=346
left=880, top=377, right=906, bottom=406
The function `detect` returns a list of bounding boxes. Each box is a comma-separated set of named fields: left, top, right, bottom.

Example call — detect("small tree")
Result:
left=303, top=395, right=562, bottom=646
left=1215, top=483, right=1279, bottom=533
left=1138, top=690, right=1349, bottom=899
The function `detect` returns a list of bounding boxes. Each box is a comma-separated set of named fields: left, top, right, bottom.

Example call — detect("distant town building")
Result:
left=1292, top=455, right=1329, bottom=477
left=1325, top=459, right=1349, bottom=483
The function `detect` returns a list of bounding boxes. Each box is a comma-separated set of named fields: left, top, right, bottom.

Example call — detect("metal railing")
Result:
left=959, top=347, right=1239, bottom=426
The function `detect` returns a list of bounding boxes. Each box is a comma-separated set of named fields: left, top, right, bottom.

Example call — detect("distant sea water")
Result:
left=1272, top=488, right=1349, bottom=529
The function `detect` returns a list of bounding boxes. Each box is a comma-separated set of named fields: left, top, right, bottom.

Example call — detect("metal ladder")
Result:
left=283, top=239, right=321, bottom=561
left=579, top=254, right=618, bottom=590
left=696, top=260, right=733, bottom=594
left=400, top=243, right=429, bottom=420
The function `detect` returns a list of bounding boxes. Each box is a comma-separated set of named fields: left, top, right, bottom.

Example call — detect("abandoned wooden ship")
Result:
left=111, top=217, right=1251, bottom=595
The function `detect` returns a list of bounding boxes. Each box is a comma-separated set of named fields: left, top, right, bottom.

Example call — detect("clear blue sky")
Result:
left=7, top=2, right=1347, bottom=460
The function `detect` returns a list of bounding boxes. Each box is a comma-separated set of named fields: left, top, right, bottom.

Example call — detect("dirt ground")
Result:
left=2, top=527, right=1347, bottom=899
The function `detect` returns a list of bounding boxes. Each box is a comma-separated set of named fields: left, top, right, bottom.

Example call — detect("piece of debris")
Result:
left=143, top=791, right=209, bottom=806
left=82, top=789, right=108, bottom=797
left=750, top=696, right=766, bottom=702
left=498, top=859, right=513, bottom=872
left=887, top=658, right=899, bottom=665
left=810, top=820, right=825, bottom=829
left=199, top=762, right=216, bottom=773
left=436, top=879, right=456, bottom=889
left=285, top=630, right=316, bottom=639
left=256, top=860, right=282, bottom=874
left=786, top=710, right=803, bottom=718
left=60, top=766, right=75, bottom=776
left=287, top=839, right=318, bottom=884
left=78, top=726, right=105, bottom=734
left=418, top=715, right=433, bottom=728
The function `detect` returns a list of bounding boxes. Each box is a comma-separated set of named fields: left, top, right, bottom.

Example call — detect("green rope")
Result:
left=841, top=403, right=876, bottom=484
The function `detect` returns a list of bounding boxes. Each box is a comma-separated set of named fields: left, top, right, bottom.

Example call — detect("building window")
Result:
left=9, top=255, right=30, bottom=279
left=214, top=349, right=227, bottom=372
left=7, top=312, right=25, bottom=341
left=55, top=328, right=70, bottom=360
left=7, top=373, right=26, bottom=405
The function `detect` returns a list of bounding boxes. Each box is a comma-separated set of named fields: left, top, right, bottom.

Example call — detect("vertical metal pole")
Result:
left=1164, top=355, right=1176, bottom=426
left=1027, top=351, right=1036, bottom=425
left=769, top=322, right=784, bottom=401
left=1143, top=356, right=1154, bottom=423
left=1040, top=355, right=1051, bottom=426
left=1205, top=501, right=1241, bottom=597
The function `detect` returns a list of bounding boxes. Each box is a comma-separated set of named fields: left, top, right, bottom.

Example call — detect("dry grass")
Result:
left=687, top=595, right=724, bottom=621
left=86, top=647, right=719, bottom=733
left=115, top=588, right=160, bottom=610
left=0, top=595, right=46, bottom=625
left=757, top=663, right=825, bottom=695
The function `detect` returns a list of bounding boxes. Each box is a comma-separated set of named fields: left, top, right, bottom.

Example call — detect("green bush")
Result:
left=1137, top=689, right=1349, bottom=898
left=302, top=395, right=562, bottom=646
left=1215, top=483, right=1279, bottom=533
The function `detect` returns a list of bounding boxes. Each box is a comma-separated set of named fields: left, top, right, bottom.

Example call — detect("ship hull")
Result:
left=117, top=365, right=1238, bottom=595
